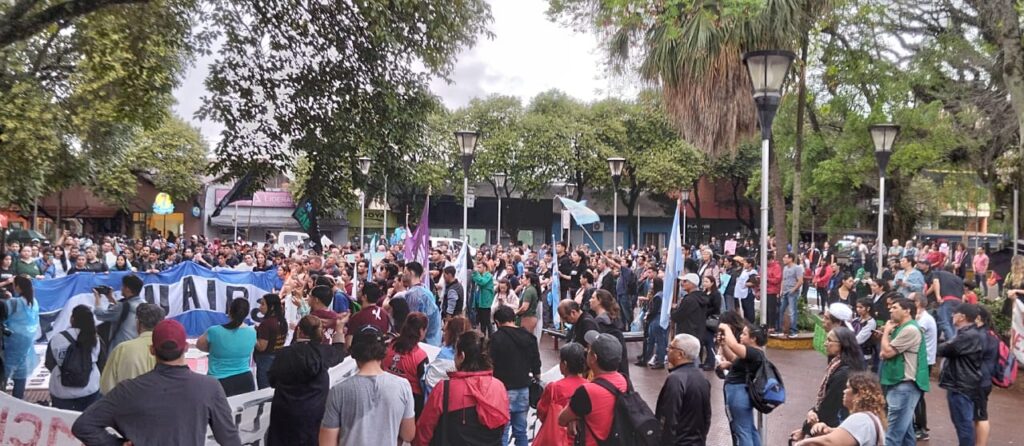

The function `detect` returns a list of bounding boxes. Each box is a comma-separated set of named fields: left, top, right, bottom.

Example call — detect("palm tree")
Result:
left=548, top=0, right=829, bottom=256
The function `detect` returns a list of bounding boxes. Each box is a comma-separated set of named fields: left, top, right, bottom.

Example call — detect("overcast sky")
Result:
left=171, top=0, right=638, bottom=146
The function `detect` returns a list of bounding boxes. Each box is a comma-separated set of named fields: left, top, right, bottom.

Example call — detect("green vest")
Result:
left=880, top=320, right=930, bottom=392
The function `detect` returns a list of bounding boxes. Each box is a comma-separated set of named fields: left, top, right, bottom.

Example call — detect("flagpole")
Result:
left=383, top=176, right=388, bottom=246
left=233, top=202, right=238, bottom=241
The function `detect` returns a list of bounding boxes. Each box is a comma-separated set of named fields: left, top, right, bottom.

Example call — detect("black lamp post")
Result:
left=493, top=172, right=507, bottom=246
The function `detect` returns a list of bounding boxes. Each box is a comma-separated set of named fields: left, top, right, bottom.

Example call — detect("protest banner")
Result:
left=35, top=263, right=279, bottom=338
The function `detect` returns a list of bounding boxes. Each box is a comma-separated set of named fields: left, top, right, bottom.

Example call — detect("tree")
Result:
left=450, top=95, right=565, bottom=241
left=0, top=0, right=208, bottom=209
left=202, top=0, right=493, bottom=246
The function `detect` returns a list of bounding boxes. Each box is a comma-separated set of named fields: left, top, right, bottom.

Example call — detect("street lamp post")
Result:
left=455, top=130, right=479, bottom=288
left=871, top=123, right=900, bottom=278
left=357, top=156, right=372, bottom=251
left=682, top=189, right=691, bottom=246
left=493, top=172, right=507, bottom=246
left=608, top=157, right=625, bottom=252
left=565, top=183, right=576, bottom=246
left=744, top=49, right=795, bottom=446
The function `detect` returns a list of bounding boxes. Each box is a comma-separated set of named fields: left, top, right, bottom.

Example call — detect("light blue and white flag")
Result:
left=557, top=196, right=601, bottom=226
left=550, top=241, right=561, bottom=326
left=36, top=262, right=280, bottom=337
left=660, top=199, right=684, bottom=329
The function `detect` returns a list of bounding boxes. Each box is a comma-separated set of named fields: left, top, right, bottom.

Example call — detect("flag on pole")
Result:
left=660, top=199, right=684, bottom=329
left=211, top=171, right=257, bottom=218
left=403, top=197, right=431, bottom=265
left=549, top=241, right=561, bottom=326
left=369, top=233, right=379, bottom=252
left=557, top=196, right=601, bottom=226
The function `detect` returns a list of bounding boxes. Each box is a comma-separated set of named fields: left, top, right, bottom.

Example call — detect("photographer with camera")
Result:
left=94, top=274, right=145, bottom=351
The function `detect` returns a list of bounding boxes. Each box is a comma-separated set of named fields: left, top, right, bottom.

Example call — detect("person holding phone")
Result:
left=94, top=274, right=145, bottom=351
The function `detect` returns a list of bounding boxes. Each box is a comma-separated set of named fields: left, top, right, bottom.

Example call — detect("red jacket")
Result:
left=814, top=264, right=834, bottom=289
left=414, top=370, right=510, bottom=446
left=766, top=261, right=783, bottom=295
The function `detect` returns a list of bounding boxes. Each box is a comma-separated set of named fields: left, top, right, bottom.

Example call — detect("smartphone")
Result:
left=93, top=285, right=112, bottom=294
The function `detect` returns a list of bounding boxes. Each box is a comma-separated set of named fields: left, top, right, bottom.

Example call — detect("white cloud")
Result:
left=172, top=0, right=637, bottom=145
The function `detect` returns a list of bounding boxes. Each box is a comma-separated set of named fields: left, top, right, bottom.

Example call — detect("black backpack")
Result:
left=747, top=356, right=786, bottom=413
left=589, top=378, right=659, bottom=446
left=59, top=331, right=93, bottom=388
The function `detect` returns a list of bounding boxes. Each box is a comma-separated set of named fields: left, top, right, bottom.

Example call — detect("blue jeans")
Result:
left=725, top=383, right=760, bottom=446
left=617, top=293, right=634, bottom=328
left=503, top=387, right=529, bottom=446
left=947, top=390, right=975, bottom=446
left=885, top=381, right=922, bottom=446
left=254, top=354, right=275, bottom=389
left=648, top=323, right=667, bottom=365
left=937, top=299, right=960, bottom=342
left=778, top=291, right=799, bottom=335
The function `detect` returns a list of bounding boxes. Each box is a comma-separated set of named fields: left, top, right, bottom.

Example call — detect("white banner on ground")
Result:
left=0, top=344, right=440, bottom=446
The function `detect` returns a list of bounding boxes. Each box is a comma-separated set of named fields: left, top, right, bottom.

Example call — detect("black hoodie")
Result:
left=489, top=325, right=542, bottom=389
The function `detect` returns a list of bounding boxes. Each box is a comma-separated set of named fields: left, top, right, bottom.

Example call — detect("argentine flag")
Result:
left=660, top=199, right=684, bottom=329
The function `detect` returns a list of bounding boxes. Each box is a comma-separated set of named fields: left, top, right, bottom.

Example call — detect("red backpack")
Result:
left=991, top=329, right=1018, bottom=388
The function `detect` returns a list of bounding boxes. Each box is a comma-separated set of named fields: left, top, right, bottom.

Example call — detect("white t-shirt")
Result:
left=917, top=312, right=938, bottom=365
left=838, top=412, right=883, bottom=446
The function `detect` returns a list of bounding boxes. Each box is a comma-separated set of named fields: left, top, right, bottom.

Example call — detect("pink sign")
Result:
left=214, top=189, right=296, bottom=208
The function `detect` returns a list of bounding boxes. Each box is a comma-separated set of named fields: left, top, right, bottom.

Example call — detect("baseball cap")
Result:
left=152, top=319, right=187, bottom=356
left=827, top=303, right=853, bottom=322
left=682, top=273, right=700, bottom=285
left=584, top=330, right=622, bottom=369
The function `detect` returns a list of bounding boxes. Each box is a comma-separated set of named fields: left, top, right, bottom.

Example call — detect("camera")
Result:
left=93, top=285, right=113, bottom=294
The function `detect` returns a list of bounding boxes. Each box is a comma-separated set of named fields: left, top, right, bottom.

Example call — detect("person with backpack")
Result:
left=716, top=319, right=768, bottom=446
left=937, top=303, right=985, bottom=446
left=655, top=333, right=711, bottom=445
left=45, top=305, right=104, bottom=411
left=557, top=330, right=632, bottom=446
left=414, top=330, right=510, bottom=446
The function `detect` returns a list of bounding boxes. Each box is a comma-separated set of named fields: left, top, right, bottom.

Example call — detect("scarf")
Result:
left=815, top=356, right=843, bottom=408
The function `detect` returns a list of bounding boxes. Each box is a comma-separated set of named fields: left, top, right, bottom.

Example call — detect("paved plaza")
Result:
left=538, top=334, right=1023, bottom=445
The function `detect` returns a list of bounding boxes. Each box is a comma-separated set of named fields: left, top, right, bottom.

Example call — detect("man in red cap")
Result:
left=73, top=320, right=241, bottom=446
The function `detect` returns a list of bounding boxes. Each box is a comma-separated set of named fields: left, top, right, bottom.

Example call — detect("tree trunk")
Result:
left=769, top=140, right=788, bottom=260
left=975, top=0, right=1024, bottom=237
left=731, top=178, right=757, bottom=233
left=790, top=32, right=809, bottom=246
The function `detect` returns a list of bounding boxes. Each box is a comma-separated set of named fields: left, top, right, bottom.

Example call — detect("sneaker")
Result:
left=915, top=431, right=930, bottom=441
left=634, top=360, right=647, bottom=367
left=649, top=363, right=665, bottom=370
left=788, top=334, right=798, bottom=339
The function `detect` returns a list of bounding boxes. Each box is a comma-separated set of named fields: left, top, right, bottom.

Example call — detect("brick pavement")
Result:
left=538, top=334, right=1023, bottom=445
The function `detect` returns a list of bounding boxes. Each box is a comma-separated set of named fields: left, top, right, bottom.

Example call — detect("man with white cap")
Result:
left=558, top=330, right=630, bottom=446
left=670, top=273, right=709, bottom=369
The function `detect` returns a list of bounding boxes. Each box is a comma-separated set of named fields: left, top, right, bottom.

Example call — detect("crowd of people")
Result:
left=0, top=228, right=1016, bottom=445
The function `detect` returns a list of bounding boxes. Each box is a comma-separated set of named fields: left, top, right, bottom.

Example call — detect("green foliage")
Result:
left=0, top=0, right=208, bottom=208
left=202, top=0, right=493, bottom=223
